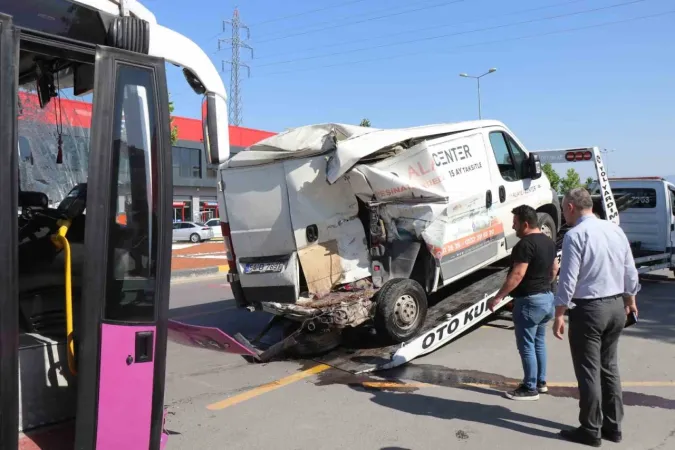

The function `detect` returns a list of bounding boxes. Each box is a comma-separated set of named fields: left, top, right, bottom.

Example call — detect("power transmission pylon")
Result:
left=219, top=8, right=253, bottom=126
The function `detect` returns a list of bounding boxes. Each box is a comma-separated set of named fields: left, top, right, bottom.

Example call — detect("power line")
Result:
left=253, top=0, right=648, bottom=68
left=219, top=8, right=253, bottom=126
left=248, top=0, right=371, bottom=27
left=252, top=0, right=587, bottom=60
left=252, top=9, right=675, bottom=78
left=251, top=0, right=443, bottom=41
left=252, top=0, right=465, bottom=44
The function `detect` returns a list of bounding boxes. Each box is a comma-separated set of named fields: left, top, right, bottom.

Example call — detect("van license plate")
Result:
left=244, top=263, right=284, bottom=274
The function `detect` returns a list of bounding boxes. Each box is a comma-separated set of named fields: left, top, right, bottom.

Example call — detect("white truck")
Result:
left=593, top=177, right=675, bottom=275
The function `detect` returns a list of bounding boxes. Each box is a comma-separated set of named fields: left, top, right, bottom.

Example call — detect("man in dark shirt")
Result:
left=487, top=205, right=559, bottom=401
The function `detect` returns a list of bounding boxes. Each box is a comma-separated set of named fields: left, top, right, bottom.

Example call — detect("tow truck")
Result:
left=589, top=177, right=675, bottom=276
left=168, top=145, right=637, bottom=375
left=1, top=0, right=229, bottom=448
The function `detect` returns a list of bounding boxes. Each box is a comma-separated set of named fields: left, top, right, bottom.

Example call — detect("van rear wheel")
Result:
left=374, top=278, right=428, bottom=344
left=537, top=212, right=556, bottom=240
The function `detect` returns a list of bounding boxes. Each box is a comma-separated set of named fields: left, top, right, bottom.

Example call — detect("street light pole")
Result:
left=459, top=68, right=497, bottom=120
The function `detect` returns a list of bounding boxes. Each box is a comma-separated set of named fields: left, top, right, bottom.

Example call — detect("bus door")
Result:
left=0, top=13, right=20, bottom=450
left=73, top=46, right=172, bottom=450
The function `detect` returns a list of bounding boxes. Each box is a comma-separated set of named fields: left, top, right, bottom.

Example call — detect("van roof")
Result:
left=225, top=119, right=507, bottom=181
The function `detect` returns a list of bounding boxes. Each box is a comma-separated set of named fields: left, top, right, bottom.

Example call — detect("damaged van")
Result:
left=217, top=120, right=561, bottom=344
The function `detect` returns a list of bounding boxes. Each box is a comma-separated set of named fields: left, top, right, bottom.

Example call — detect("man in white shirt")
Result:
left=553, top=188, right=640, bottom=447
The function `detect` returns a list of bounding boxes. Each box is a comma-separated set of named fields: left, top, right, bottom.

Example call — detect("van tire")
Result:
left=189, top=233, right=200, bottom=243
left=374, top=278, right=428, bottom=344
left=537, top=212, right=556, bottom=240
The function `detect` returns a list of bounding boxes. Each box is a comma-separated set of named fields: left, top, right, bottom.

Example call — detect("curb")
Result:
left=171, top=265, right=229, bottom=280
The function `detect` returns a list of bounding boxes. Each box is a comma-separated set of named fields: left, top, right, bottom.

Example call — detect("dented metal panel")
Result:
left=284, top=156, right=370, bottom=296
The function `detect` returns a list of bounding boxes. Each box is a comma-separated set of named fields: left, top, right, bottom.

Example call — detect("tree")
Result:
left=584, top=177, right=595, bottom=189
left=542, top=163, right=561, bottom=193
left=359, top=118, right=371, bottom=127
left=169, top=95, right=178, bottom=145
left=560, top=167, right=582, bottom=194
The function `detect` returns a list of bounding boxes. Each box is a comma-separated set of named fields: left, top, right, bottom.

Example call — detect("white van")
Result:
left=217, top=120, right=561, bottom=342
left=601, top=177, right=675, bottom=273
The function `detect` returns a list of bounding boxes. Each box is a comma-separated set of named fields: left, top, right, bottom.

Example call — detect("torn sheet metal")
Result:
left=263, top=295, right=375, bottom=328
left=284, top=156, right=371, bottom=295
left=225, top=123, right=376, bottom=168
left=326, top=120, right=502, bottom=184
left=352, top=132, right=492, bottom=201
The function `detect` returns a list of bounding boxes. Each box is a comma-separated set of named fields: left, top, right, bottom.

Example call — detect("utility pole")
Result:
left=459, top=68, right=497, bottom=120
left=219, top=8, right=253, bottom=126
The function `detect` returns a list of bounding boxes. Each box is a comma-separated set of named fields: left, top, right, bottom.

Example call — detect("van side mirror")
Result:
left=528, top=153, right=542, bottom=180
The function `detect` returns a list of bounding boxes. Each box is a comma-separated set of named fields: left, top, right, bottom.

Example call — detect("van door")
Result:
left=283, top=157, right=370, bottom=296
left=0, top=13, right=19, bottom=450
left=486, top=130, right=533, bottom=249
left=74, top=46, right=172, bottom=450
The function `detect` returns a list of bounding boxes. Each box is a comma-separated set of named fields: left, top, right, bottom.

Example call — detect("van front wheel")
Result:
left=374, top=278, right=428, bottom=344
left=537, top=212, right=556, bottom=240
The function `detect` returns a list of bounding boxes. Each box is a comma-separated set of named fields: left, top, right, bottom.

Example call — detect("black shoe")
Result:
left=504, top=384, right=539, bottom=401
left=537, top=381, right=548, bottom=393
left=601, top=429, right=622, bottom=443
left=559, top=428, right=601, bottom=447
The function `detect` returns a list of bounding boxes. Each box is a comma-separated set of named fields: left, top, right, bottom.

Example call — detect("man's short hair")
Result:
left=564, top=187, right=594, bottom=210
left=512, top=204, right=538, bottom=228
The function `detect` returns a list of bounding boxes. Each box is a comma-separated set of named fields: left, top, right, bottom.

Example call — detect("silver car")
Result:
left=172, top=221, right=214, bottom=243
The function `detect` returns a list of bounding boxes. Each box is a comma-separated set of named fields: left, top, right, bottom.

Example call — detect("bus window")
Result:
left=104, top=65, right=159, bottom=323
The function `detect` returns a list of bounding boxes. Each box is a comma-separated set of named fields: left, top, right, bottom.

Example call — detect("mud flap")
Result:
left=168, top=319, right=259, bottom=356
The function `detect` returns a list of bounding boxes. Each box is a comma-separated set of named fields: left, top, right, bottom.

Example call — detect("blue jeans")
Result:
left=512, top=291, right=555, bottom=391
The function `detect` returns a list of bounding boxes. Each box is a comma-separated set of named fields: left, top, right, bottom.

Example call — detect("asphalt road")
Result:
left=165, top=272, right=675, bottom=450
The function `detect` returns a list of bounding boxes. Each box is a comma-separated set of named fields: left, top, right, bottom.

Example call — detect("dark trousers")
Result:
left=568, top=295, right=625, bottom=438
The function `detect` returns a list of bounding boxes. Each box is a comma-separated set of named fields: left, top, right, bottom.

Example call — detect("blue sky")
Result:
left=150, top=0, right=675, bottom=179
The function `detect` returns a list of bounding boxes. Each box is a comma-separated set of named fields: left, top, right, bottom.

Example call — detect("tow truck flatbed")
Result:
left=167, top=146, right=628, bottom=373
left=311, top=266, right=509, bottom=374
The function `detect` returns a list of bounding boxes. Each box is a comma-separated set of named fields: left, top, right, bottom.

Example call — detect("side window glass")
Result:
left=612, top=188, right=657, bottom=209
left=105, top=64, right=159, bottom=322
left=506, top=135, right=528, bottom=180
left=669, top=189, right=675, bottom=216
left=488, top=132, right=518, bottom=182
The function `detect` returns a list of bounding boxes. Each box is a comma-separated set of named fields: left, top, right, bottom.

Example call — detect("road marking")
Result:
left=206, top=364, right=332, bottom=410
left=204, top=362, right=675, bottom=410
left=358, top=380, right=675, bottom=390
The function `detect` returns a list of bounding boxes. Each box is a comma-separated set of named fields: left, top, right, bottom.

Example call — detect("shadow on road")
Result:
left=362, top=388, right=565, bottom=442
left=622, top=279, right=675, bottom=345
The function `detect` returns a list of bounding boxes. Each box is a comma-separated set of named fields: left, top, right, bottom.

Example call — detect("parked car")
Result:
left=204, top=218, right=222, bottom=238
left=172, top=221, right=214, bottom=243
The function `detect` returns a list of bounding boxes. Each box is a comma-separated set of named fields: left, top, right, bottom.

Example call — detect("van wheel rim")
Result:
left=541, top=224, right=553, bottom=239
left=395, top=294, right=418, bottom=329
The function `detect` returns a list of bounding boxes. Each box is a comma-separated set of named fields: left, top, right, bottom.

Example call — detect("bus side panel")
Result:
left=96, top=324, right=156, bottom=449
